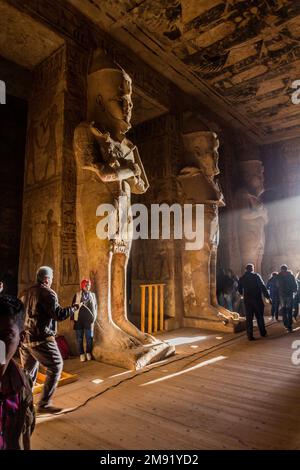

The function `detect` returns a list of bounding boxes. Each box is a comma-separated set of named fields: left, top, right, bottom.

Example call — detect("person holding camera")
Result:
left=71, top=279, right=97, bottom=362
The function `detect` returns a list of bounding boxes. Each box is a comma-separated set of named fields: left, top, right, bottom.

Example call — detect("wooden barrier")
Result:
left=140, top=283, right=165, bottom=334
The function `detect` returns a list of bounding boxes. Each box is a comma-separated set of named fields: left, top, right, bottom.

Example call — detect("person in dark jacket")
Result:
left=238, top=264, right=270, bottom=341
left=276, top=264, right=297, bottom=333
left=267, top=272, right=279, bottom=321
left=19, top=266, right=79, bottom=414
left=0, top=295, right=35, bottom=450
left=71, top=279, right=97, bottom=362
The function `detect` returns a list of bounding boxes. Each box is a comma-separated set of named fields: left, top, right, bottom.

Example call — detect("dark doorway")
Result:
left=0, top=94, right=27, bottom=294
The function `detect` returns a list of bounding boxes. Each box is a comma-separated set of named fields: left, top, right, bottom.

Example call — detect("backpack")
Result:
left=55, top=335, right=70, bottom=360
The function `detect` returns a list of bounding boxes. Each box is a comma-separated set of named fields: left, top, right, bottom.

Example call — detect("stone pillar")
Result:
left=19, top=43, right=89, bottom=351
left=234, top=160, right=268, bottom=276
left=130, top=114, right=184, bottom=331
left=178, top=130, right=244, bottom=333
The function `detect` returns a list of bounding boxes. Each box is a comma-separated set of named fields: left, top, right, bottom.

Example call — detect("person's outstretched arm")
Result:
left=257, top=274, right=270, bottom=299
left=44, top=290, right=78, bottom=322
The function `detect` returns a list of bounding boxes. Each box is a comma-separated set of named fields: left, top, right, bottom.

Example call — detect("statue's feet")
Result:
left=93, top=320, right=142, bottom=353
left=201, top=305, right=222, bottom=321
left=113, top=317, right=157, bottom=345
left=211, top=303, right=240, bottom=322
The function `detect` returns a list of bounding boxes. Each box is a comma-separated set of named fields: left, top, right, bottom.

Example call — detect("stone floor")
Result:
left=32, top=319, right=300, bottom=450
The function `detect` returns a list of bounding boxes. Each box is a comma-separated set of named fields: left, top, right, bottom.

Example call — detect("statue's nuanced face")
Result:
left=101, top=73, right=133, bottom=127
left=190, top=133, right=220, bottom=177
left=89, top=69, right=133, bottom=139
left=199, top=135, right=220, bottom=178
left=245, top=171, right=264, bottom=197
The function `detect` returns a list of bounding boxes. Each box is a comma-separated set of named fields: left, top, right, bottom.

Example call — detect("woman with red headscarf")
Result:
left=72, top=280, right=97, bottom=362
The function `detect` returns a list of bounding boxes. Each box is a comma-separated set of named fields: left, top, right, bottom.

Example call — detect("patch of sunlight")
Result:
left=109, top=370, right=132, bottom=378
left=165, top=335, right=208, bottom=346
left=140, top=355, right=227, bottom=386
left=92, top=378, right=103, bottom=384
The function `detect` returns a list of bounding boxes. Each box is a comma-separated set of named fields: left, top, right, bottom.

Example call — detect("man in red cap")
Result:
left=72, top=280, right=97, bottom=362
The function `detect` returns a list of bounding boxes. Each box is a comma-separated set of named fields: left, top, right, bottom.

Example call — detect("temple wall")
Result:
left=130, top=114, right=184, bottom=330
left=0, top=94, right=27, bottom=294
left=19, top=46, right=66, bottom=296
left=18, top=43, right=88, bottom=350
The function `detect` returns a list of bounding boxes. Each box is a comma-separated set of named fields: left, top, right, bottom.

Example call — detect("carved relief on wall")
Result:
left=59, top=44, right=89, bottom=288
left=19, top=184, right=61, bottom=288
left=26, top=102, right=61, bottom=185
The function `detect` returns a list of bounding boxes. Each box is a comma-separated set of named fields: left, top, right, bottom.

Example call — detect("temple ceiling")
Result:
left=66, top=0, right=300, bottom=143
left=0, top=2, right=64, bottom=69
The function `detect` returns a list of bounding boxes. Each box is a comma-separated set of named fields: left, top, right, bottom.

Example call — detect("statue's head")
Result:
left=88, top=67, right=133, bottom=137
left=182, top=131, right=220, bottom=177
left=239, top=160, right=264, bottom=196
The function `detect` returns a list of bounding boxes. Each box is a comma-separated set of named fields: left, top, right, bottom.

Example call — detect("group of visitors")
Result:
left=0, top=260, right=299, bottom=449
left=267, top=269, right=300, bottom=323
left=0, top=266, right=97, bottom=449
left=238, top=264, right=299, bottom=341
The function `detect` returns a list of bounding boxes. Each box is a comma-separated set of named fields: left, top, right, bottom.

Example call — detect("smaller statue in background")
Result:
left=179, top=131, right=240, bottom=325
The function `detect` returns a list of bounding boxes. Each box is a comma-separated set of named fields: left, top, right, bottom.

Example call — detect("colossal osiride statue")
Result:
left=235, top=160, right=268, bottom=275
left=74, top=53, right=174, bottom=369
left=178, top=131, right=244, bottom=333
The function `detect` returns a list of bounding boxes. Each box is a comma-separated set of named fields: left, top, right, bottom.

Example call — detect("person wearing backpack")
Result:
left=0, top=295, right=35, bottom=450
left=71, top=279, right=97, bottom=362
left=277, top=264, right=298, bottom=333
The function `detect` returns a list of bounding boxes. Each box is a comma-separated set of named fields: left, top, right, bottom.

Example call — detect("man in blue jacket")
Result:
left=238, top=264, right=270, bottom=341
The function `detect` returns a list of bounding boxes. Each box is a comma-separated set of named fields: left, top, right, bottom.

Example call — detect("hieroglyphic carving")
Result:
left=19, top=46, right=66, bottom=293
left=26, top=103, right=60, bottom=185
left=19, top=183, right=61, bottom=290
left=60, top=43, right=89, bottom=286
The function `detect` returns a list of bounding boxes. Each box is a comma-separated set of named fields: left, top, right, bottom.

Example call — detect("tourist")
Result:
left=0, top=295, right=35, bottom=449
left=71, top=279, right=97, bottom=362
left=276, top=264, right=297, bottom=333
left=238, top=264, right=270, bottom=341
left=19, top=266, right=79, bottom=414
left=267, top=272, right=280, bottom=321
